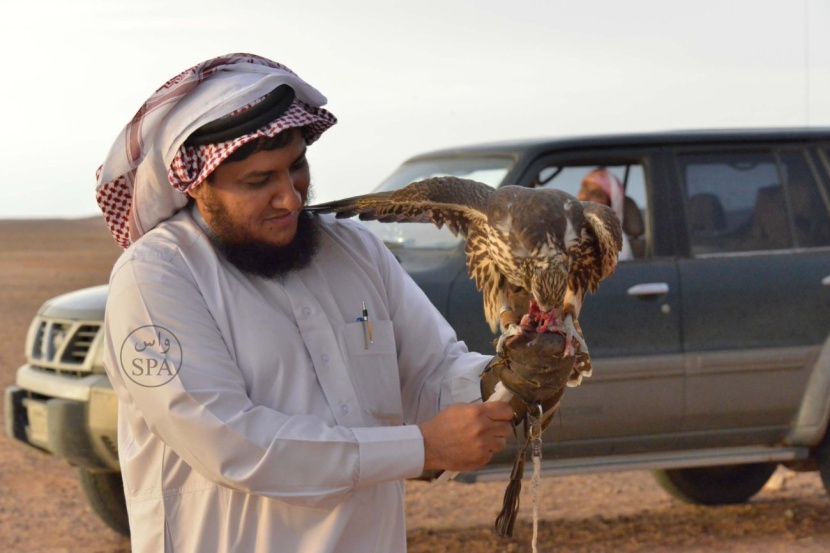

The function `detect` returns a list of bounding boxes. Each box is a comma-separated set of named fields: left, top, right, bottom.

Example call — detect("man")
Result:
left=578, top=168, right=633, bottom=260
left=96, top=53, right=548, bottom=552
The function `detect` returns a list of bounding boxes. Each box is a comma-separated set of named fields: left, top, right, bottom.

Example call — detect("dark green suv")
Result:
left=363, top=127, right=830, bottom=504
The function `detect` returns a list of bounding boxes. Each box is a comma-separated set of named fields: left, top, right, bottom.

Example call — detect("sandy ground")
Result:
left=1, top=218, right=829, bottom=553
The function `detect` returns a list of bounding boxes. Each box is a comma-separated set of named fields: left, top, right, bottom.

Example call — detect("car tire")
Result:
left=78, top=468, right=130, bottom=537
left=815, top=426, right=830, bottom=498
left=652, top=463, right=777, bottom=505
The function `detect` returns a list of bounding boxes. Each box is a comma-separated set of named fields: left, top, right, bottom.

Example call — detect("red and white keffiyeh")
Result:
left=95, top=53, right=337, bottom=249
left=167, top=100, right=334, bottom=194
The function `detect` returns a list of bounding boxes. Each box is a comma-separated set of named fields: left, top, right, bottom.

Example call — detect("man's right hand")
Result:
left=418, top=402, right=514, bottom=472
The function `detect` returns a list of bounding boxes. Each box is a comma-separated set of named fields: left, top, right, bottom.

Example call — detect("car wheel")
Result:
left=815, top=427, right=830, bottom=497
left=652, top=463, right=777, bottom=505
left=78, top=468, right=130, bottom=536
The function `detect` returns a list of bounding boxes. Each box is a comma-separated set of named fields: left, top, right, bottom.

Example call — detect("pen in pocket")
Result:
left=359, top=301, right=373, bottom=349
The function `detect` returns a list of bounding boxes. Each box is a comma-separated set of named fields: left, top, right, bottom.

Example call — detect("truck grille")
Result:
left=29, top=319, right=102, bottom=375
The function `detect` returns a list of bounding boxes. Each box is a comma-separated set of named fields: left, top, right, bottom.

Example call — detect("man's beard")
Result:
left=203, top=205, right=321, bottom=280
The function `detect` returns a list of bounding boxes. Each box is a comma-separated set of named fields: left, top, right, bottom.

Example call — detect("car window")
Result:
left=533, top=163, right=648, bottom=261
left=678, top=150, right=830, bottom=255
left=778, top=151, right=830, bottom=248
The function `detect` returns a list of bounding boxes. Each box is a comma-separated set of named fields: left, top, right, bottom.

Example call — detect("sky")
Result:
left=0, top=0, right=828, bottom=220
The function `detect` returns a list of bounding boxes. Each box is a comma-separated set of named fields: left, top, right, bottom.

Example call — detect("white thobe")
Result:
left=102, top=208, right=489, bottom=553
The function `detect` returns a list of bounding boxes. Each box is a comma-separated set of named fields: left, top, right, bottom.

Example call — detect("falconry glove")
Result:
left=480, top=330, right=574, bottom=427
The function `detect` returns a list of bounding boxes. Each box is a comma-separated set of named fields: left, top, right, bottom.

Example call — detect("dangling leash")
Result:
left=494, top=403, right=545, bottom=553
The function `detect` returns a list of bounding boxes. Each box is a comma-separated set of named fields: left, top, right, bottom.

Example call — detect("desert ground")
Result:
left=1, top=217, right=829, bottom=552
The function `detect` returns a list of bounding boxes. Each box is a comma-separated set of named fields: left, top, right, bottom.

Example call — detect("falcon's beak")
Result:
left=530, top=266, right=567, bottom=316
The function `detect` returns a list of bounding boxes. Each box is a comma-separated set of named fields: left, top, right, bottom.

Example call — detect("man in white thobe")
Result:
left=95, top=54, right=517, bottom=552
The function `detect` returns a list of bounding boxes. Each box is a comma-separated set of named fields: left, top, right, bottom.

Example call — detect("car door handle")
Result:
left=823, top=275, right=830, bottom=287
left=627, top=283, right=670, bottom=297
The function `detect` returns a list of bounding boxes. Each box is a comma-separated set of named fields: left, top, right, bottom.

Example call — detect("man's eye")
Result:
left=291, top=155, right=308, bottom=171
left=245, top=179, right=269, bottom=188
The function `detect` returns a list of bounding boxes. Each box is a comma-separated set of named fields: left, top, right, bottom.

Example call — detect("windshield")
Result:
left=362, top=155, right=515, bottom=249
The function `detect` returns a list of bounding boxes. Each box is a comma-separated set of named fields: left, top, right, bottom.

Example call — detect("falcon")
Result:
left=306, top=176, right=622, bottom=379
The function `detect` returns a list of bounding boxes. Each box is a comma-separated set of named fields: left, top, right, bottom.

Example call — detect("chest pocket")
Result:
left=342, top=320, right=403, bottom=426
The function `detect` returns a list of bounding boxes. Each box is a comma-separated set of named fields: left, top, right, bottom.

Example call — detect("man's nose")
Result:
left=270, top=174, right=303, bottom=211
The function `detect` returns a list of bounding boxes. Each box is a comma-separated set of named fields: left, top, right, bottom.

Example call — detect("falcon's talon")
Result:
left=561, top=314, right=587, bottom=358
left=564, top=334, right=575, bottom=357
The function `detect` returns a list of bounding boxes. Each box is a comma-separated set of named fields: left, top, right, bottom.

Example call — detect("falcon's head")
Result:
left=487, top=186, right=584, bottom=319
left=529, top=262, right=569, bottom=314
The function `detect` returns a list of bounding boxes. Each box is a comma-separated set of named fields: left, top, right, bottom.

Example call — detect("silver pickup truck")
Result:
left=7, top=127, right=830, bottom=536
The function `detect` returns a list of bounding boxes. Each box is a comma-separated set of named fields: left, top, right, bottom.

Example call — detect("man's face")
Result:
left=190, top=128, right=311, bottom=247
left=577, top=178, right=611, bottom=206
left=188, top=128, right=321, bottom=279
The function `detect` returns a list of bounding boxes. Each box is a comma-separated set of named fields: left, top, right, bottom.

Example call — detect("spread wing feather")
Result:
left=308, top=177, right=503, bottom=326
left=581, top=201, right=623, bottom=284
left=306, top=176, right=494, bottom=239
left=570, top=201, right=623, bottom=298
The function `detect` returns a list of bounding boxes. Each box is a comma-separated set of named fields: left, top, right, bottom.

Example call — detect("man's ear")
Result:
left=187, top=181, right=206, bottom=200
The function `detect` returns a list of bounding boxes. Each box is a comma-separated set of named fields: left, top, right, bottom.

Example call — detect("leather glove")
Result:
left=480, top=330, right=575, bottom=426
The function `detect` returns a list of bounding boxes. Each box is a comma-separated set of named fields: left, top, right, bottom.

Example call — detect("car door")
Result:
left=672, top=145, right=830, bottom=445
left=447, top=148, right=685, bottom=458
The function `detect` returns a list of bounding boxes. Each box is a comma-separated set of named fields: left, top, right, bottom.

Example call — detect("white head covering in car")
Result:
left=95, top=53, right=337, bottom=249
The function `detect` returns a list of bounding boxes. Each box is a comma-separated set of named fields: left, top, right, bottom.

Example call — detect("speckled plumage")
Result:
left=306, top=176, right=622, bottom=369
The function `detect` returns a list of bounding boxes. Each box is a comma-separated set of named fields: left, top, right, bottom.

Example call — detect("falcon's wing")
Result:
left=467, top=233, right=508, bottom=334
left=306, top=176, right=494, bottom=237
left=560, top=201, right=622, bottom=378
left=582, top=201, right=623, bottom=284
left=570, top=201, right=623, bottom=298
left=307, top=177, right=504, bottom=329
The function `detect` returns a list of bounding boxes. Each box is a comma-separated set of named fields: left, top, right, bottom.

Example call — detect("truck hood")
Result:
left=39, top=284, right=108, bottom=321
